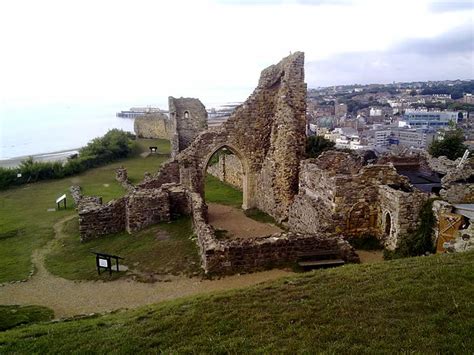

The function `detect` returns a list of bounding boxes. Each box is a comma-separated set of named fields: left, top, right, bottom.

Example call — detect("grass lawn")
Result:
left=45, top=216, right=201, bottom=281
left=0, top=305, right=54, bottom=331
left=0, top=138, right=169, bottom=283
left=204, top=174, right=242, bottom=208
left=1, top=251, right=473, bottom=352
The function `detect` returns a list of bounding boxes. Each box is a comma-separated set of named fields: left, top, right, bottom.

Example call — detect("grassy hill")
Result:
left=1, top=251, right=473, bottom=353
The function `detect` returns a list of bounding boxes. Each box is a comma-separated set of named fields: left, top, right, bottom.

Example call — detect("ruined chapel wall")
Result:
left=134, top=113, right=170, bottom=139
left=138, top=160, right=180, bottom=189
left=78, top=198, right=127, bottom=242
left=378, top=185, right=428, bottom=250
left=172, top=52, right=307, bottom=221
left=169, top=97, right=208, bottom=159
left=206, top=153, right=243, bottom=190
left=125, top=189, right=170, bottom=233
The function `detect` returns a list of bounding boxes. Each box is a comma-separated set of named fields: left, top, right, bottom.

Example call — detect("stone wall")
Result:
left=206, top=153, right=243, bottom=190
left=440, top=157, right=474, bottom=203
left=378, top=185, right=428, bottom=249
left=137, top=160, right=180, bottom=189
left=185, top=186, right=359, bottom=275
left=288, top=151, right=427, bottom=249
left=169, top=97, right=208, bottom=159
left=115, top=167, right=136, bottom=192
left=150, top=52, right=307, bottom=222
left=126, top=189, right=170, bottom=232
left=78, top=198, right=127, bottom=241
left=134, top=113, right=170, bottom=139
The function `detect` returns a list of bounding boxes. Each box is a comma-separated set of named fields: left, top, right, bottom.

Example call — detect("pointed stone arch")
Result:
left=203, top=143, right=254, bottom=210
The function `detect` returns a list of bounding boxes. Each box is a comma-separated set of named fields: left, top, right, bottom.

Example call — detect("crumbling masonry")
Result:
left=72, top=52, right=470, bottom=275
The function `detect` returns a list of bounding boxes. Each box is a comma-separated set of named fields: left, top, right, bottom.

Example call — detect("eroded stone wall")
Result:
left=78, top=198, right=127, bottom=241
left=440, top=157, right=474, bottom=203
left=134, top=113, right=170, bottom=139
left=154, top=52, right=307, bottom=222
left=185, top=185, right=359, bottom=275
left=288, top=151, right=427, bottom=249
left=126, top=189, right=170, bottom=232
left=169, top=97, right=208, bottom=159
left=206, top=153, right=243, bottom=190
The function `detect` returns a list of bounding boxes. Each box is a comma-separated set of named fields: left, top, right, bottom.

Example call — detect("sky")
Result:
left=0, top=0, right=473, bottom=108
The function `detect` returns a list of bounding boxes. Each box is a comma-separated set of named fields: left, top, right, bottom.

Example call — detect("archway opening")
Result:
left=204, top=146, right=244, bottom=209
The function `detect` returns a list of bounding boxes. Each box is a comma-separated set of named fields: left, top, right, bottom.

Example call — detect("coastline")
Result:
left=0, top=148, right=80, bottom=169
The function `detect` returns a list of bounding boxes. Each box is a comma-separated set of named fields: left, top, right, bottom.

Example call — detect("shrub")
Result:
left=428, top=129, right=468, bottom=160
left=0, top=129, right=135, bottom=190
left=306, top=136, right=335, bottom=158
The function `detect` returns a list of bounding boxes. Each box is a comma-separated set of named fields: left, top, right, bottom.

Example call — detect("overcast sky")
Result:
left=0, top=0, right=472, bottom=107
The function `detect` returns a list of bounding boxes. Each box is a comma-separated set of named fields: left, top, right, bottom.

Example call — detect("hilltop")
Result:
left=1, top=251, right=472, bottom=353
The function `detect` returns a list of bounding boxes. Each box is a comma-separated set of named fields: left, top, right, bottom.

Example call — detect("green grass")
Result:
left=45, top=216, right=201, bottom=281
left=0, top=305, right=54, bottom=331
left=204, top=174, right=242, bottom=208
left=0, top=138, right=170, bottom=283
left=1, top=251, right=473, bottom=352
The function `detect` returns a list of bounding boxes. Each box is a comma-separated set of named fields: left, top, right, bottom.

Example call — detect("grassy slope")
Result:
left=0, top=306, right=54, bottom=331
left=1, top=252, right=473, bottom=353
left=204, top=174, right=242, bottom=208
left=45, top=216, right=201, bottom=281
left=0, top=139, right=170, bottom=283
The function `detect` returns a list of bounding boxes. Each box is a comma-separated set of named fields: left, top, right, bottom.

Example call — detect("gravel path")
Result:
left=207, top=203, right=283, bottom=238
left=0, top=216, right=293, bottom=318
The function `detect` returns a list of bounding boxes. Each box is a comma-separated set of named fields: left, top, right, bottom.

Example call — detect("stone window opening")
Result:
left=384, top=212, right=392, bottom=236
left=184, top=111, right=190, bottom=119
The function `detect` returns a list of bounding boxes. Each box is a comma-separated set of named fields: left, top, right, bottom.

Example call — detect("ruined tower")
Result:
left=169, top=97, right=208, bottom=159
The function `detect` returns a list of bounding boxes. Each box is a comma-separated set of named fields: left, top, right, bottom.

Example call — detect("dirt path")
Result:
left=0, top=216, right=293, bottom=318
left=207, top=203, right=282, bottom=238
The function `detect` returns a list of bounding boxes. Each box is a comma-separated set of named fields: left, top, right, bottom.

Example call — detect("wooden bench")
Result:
left=296, top=250, right=345, bottom=270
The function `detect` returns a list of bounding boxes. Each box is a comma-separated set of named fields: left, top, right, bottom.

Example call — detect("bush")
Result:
left=306, top=136, right=335, bottom=158
left=428, top=129, right=468, bottom=161
left=0, top=129, right=135, bottom=190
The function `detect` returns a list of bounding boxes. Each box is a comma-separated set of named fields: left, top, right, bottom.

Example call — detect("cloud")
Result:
left=393, top=24, right=474, bottom=56
left=306, top=24, right=474, bottom=87
left=214, top=0, right=350, bottom=6
left=429, top=0, right=473, bottom=13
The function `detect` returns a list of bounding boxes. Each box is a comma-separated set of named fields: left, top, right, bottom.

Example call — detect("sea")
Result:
left=0, top=95, right=248, bottom=165
left=0, top=102, right=148, bottom=162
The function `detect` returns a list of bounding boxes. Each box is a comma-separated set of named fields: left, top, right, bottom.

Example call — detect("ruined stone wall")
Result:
left=186, top=186, right=358, bottom=275
left=78, top=198, right=127, bottom=241
left=206, top=153, right=243, bottom=190
left=156, top=52, right=308, bottom=222
left=440, top=158, right=474, bottom=203
left=137, top=160, right=180, bottom=189
left=378, top=185, right=428, bottom=250
left=134, top=113, right=170, bottom=139
left=169, top=97, right=208, bottom=159
left=288, top=151, right=419, bottom=246
left=115, top=167, right=136, bottom=192
left=126, top=189, right=170, bottom=232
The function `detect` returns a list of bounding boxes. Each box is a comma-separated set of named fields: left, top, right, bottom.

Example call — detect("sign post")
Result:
left=91, top=251, right=124, bottom=275
left=56, top=194, right=67, bottom=210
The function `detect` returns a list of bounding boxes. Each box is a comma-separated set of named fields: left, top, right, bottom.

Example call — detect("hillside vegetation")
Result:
left=1, top=251, right=473, bottom=353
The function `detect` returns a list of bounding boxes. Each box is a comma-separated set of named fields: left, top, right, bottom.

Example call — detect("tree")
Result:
left=428, top=129, right=468, bottom=160
left=306, top=135, right=335, bottom=158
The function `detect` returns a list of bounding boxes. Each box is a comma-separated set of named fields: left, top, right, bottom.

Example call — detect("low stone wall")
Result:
left=126, top=189, right=170, bottom=232
left=206, top=153, right=243, bottom=190
left=79, top=198, right=127, bottom=241
left=115, top=167, right=136, bottom=192
left=186, top=187, right=358, bottom=275
left=134, top=113, right=170, bottom=139
left=138, top=160, right=180, bottom=189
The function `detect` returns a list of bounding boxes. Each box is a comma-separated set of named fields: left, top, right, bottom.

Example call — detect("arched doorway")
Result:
left=203, top=144, right=252, bottom=210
